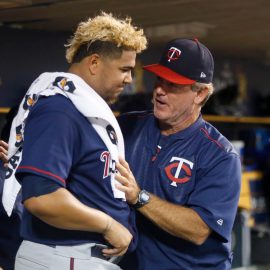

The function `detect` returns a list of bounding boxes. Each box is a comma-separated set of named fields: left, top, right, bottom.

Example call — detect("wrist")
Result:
left=102, top=216, right=113, bottom=235
left=130, top=189, right=141, bottom=205
left=132, top=190, right=151, bottom=209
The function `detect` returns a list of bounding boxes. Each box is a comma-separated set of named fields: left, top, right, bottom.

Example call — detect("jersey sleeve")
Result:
left=188, top=153, right=241, bottom=242
left=21, top=174, right=62, bottom=201
left=15, top=97, right=77, bottom=187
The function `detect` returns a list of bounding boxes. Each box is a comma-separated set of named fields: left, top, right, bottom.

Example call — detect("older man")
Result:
left=116, top=38, right=241, bottom=270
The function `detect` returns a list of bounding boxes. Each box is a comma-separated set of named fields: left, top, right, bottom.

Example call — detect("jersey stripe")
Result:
left=200, top=128, right=224, bottom=149
left=18, top=166, right=66, bottom=184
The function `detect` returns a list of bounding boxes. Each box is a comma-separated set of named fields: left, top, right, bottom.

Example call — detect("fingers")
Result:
left=118, top=157, right=131, bottom=173
left=0, top=152, right=8, bottom=162
left=102, top=247, right=128, bottom=257
left=115, top=174, right=140, bottom=204
left=115, top=183, right=129, bottom=193
left=0, top=141, right=9, bottom=165
left=115, top=173, right=129, bottom=186
left=0, top=140, right=8, bottom=149
left=0, top=146, right=8, bottom=156
left=0, top=151, right=9, bottom=165
left=116, top=162, right=129, bottom=178
left=116, top=161, right=135, bottom=186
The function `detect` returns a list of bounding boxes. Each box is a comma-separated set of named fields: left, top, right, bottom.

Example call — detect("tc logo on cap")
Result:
left=167, top=47, right=181, bottom=62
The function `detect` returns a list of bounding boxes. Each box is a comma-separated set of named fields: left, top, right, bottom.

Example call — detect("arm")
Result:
left=24, top=186, right=132, bottom=256
left=136, top=194, right=211, bottom=245
left=115, top=158, right=211, bottom=245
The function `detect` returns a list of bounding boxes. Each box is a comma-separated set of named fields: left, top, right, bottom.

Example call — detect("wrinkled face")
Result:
left=95, top=50, right=136, bottom=104
left=153, top=77, right=197, bottom=126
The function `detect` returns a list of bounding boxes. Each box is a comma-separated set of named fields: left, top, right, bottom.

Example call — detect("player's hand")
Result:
left=115, top=157, right=140, bottom=205
left=0, top=140, right=9, bottom=167
left=102, top=217, right=133, bottom=257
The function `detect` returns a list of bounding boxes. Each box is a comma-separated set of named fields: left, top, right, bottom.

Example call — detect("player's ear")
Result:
left=194, top=87, right=208, bottom=105
left=86, top=53, right=101, bottom=75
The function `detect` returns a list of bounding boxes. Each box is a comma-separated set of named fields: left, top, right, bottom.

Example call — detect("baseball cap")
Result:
left=143, top=38, right=214, bottom=84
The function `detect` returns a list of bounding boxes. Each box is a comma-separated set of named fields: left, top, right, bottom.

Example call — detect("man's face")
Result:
left=95, top=50, right=136, bottom=104
left=153, top=77, right=197, bottom=126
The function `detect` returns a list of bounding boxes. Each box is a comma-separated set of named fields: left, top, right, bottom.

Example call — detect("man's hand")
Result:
left=0, top=140, right=8, bottom=167
left=102, top=217, right=133, bottom=257
left=115, top=157, right=141, bottom=205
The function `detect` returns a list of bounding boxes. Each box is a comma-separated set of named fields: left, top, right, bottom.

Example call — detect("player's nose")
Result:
left=124, top=70, right=133, bottom=84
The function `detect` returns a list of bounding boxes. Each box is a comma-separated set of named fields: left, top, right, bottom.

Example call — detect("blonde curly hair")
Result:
left=65, top=12, right=147, bottom=63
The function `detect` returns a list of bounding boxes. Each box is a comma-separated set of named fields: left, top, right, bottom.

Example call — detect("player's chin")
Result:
left=154, top=107, right=169, bottom=121
left=107, top=95, right=119, bottom=105
left=105, top=88, right=124, bottom=104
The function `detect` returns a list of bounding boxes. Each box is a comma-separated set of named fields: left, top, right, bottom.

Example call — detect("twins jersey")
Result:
left=118, top=112, right=241, bottom=270
left=15, top=95, right=136, bottom=250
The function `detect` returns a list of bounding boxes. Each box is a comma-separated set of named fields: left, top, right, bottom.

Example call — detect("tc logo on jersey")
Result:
left=165, top=157, right=194, bottom=187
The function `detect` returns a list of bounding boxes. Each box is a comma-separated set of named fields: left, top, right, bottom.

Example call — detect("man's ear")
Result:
left=86, top=54, right=101, bottom=75
left=194, top=87, right=208, bottom=105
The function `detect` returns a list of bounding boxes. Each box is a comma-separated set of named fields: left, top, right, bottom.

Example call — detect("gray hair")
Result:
left=191, top=82, right=214, bottom=106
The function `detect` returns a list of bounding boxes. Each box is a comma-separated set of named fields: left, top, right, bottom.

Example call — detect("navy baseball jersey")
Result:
left=15, top=95, right=137, bottom=250
left=118, top=112, right=241, bottom=270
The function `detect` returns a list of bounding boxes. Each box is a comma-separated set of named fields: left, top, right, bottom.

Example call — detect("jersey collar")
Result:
left=146, top=114, right=205, bottom=154
left=153, top=114, right=205, bottom=141
left=170, top=114, right=204, bottom=140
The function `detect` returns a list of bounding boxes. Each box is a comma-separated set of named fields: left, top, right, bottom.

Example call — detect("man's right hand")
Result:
left=102, top=217, right=133, bottom=257
left=0, top=140, right=8, bottom=167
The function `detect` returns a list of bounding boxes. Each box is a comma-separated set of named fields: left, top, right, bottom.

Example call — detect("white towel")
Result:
left=2, top=72, right=125, bottom=216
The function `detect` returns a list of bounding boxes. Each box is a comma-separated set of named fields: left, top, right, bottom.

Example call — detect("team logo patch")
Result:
left=165, top=157, right=194, bottom=187
left=23, top=94, right=38, bottom=110
left=106, top=125, right=118, bottom=145
left=53, top=76, right=76, bottom=93
left=167, top=47, right=181, bottom=62
left=15, top=124, right=23, bottom=148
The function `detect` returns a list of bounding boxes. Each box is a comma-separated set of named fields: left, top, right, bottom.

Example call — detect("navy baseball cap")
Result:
left=143, top=38, right=214, bottom=84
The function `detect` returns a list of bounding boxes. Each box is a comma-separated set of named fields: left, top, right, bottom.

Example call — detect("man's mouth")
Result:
left=155, top=98, right=166, bottom=106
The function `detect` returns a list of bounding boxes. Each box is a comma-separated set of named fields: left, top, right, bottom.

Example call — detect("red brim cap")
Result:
left=143, top=64, right=195, bottom=85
